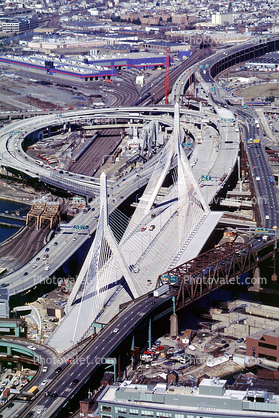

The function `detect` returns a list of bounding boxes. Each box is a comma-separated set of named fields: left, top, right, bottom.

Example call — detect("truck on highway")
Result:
left=24, top=385, right=38, bottom=400
left=153, top=284, right=169, bottom=297
left=269, top=176, right=274, bottom=186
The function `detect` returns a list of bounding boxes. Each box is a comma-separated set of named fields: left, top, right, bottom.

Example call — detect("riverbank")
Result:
left=0, top=184, right=35, bottom=243
left=0, top=184, right=34, bottom=206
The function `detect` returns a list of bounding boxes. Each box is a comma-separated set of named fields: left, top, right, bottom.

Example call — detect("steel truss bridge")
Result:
left=159, top=239, right=278, bottom=312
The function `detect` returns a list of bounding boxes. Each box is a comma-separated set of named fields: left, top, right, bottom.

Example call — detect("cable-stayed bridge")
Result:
left=46, top=104, right=224, bottom=352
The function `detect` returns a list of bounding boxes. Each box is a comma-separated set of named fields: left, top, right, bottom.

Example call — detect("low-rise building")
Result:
left=246, top=328, right=279, bottom=362
left=96, top=377, right=279, bottom=418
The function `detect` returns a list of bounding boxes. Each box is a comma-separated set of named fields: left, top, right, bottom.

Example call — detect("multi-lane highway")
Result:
left=15, top=291, right=170, bottom=418
left=1, top=34, right=279, bottom=417
left=1, top=106, right=228, bottom=295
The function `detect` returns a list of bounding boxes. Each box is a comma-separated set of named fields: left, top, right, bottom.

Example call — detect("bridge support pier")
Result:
left=131, top=333, right=135, bottom=370
left=104, top=358, right=117, bottom=382
left=272, top=246, right=277, bottom=281
left=170, top=296, right=178, bottom=337
left=170, top=314, right=178, bottom=338
left=148, top=317, right=152, bottom=350
left=251, top=267, right=262, bottom=291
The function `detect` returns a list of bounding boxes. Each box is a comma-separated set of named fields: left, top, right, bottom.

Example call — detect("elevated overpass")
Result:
left=1, top=38, right=278, bottom=417
left=1, top=103, right=239, bottom=296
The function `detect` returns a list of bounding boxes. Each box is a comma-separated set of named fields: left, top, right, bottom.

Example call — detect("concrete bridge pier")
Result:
left=251, top=266, right=262, bottom=291
left=170, top=314, right=178, bottom=338
left=170, top=296, right=178, bottom=337
left=30, top=130, right=44, bottom=141
left=272, top=245, right=277, bottom=281
left=148, top=316, right=152, bottom=350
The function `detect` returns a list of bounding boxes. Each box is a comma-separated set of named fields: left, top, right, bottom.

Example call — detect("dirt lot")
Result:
left=223, top=68, right=279, bottom=101
left=0, top=67, right=105, bottom=112
left=235, top=81, right=279, bottom=101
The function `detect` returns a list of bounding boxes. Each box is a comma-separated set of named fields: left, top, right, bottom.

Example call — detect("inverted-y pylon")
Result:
left=64, top=173, right=139, bottom=342
left=175, top=104, right=210, bottom=249
left=126, top=103, right=209, bottom=239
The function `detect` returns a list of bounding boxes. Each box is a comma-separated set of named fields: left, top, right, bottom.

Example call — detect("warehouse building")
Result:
left=96, top=377, right=279, bottom=418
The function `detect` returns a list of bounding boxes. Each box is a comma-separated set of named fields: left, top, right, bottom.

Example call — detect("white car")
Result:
left=113, top=328, right=119, bottom=333
left=37, top=407, right=45, bottom=414
left=42, top=366, right=48, bottom=373
left=27, top=345, right=36, bottom=351
left=45, top=265, right=50, bottom=271
left=41, top=380, right=48, bottom=386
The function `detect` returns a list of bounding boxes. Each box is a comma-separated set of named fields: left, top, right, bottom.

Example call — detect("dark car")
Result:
left=54, top=242, right=58, bottom=246
left=72, top=379, right=79, bottom=385
left=7, top=402, right=14, bottom=408
left=45, top=248, right=49, bottom=252
left=223, top=343, right=229, bottom=349
left=24, top=272, right=28, bottom=276
left=1, top=283, right=9, bottom=287
left=237, top=337, right=244, bottom=343
left=54, top=367, right=62, bottom=374
left=51, top=392, right=58, bottom=398
left=25, top=413, right=34, bottom=418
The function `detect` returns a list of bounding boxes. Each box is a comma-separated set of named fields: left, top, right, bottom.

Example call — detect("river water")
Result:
left=0, top=200, right=29, bottom=243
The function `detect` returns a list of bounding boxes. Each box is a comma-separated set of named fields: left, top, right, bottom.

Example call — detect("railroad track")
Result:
left=109, top=71, right=140, bottom=107
left=137, top=48, right=212, bottom=105
left=68, top=127, right=123, bottom=176
left=0, top=219, right=50, bottom=272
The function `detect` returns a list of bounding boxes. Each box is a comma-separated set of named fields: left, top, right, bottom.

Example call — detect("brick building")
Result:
left=246, top=328, right=279, bottom=361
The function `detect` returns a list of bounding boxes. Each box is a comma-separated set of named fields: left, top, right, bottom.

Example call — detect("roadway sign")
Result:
left=169, top=275, right=178, bottom=283
left=161, top=274, right=169, bottom=279
left=201, top=175, right=212, bottom=181
left=255, top=228, right=269, bottom=233
left=74, top=225, right=86, bottom=230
